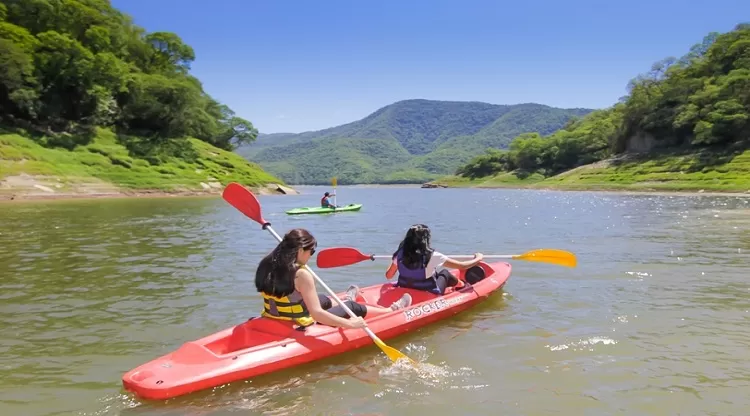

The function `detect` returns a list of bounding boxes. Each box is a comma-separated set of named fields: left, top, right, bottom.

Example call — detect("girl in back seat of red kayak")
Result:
left=385, top=224, right=484, bottom=295
left=255, top=228, right=412, bottom=330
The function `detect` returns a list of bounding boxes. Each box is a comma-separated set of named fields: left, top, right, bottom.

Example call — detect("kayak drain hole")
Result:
left=156, top=380, right=163, bottom=385
left=232, top=356, right=238, bottom=360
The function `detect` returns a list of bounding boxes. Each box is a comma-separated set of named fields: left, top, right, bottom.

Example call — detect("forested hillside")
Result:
left=239, top=99, right=591, bottom=184
left=0, top=0, right=282, bottom=197
left=453, top=23, right=750, bottom=191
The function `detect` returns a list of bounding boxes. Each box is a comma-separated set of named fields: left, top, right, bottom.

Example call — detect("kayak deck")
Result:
left=285, top=203, right=362, bottom=215
left=122, top=261, right=511, bottom=401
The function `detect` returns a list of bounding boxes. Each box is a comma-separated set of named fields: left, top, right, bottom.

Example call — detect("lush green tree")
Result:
left=0, top=0, right=256, bottom=156
left=456, top=23, right=750, bottom=180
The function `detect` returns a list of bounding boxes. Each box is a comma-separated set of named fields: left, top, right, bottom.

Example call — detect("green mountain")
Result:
left=237, top=99, right=593, bottom=184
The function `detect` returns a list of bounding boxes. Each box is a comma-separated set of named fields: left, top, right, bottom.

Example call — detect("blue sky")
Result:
left=112, top=0, right=749, bottom=134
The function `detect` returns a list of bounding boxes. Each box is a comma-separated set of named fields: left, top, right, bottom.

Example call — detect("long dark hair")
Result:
left=394, top=224, right=433, bottom=269
left=255, top=228, right=317, bottom=297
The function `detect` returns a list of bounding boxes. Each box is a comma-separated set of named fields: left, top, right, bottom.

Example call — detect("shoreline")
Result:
left=422, top=149, right=750, bottom=198
left=426, top=181, right=750, bottom=198
left=479, top=185, right=750, bottom=198
left=1, top=129, right=297, bottom=204
left=290, top=183, right=423, bottom=188
left=4, top=181, right=749, bottom=202
left=1, top=189, right=219, bottom=203
left=0, top=183, right=299, bottom=203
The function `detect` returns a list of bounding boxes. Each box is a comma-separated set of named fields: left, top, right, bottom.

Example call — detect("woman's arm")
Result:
left=385, top=258, right=397, bottom=279
left=442, top=253, right=484, bottom=270
left=295, top=268, right=357, bottom=328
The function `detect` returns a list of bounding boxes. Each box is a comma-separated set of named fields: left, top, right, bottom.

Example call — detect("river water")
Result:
left=1, top=186, right=749, bottom=415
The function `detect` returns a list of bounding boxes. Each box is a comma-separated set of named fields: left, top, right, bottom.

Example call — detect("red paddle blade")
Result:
left=222, top=182, right=268, bottom=227
left=316, top=247, right=373, bottom=268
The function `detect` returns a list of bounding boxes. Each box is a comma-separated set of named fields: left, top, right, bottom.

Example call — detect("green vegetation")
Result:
left=541, top=150, right=750, bottom=192
left=448, top=23, right=750, bottom=192
left=0, top=0, right=279, bottom=195
left=0, top=127, right=280, bottom=194
left=238, top=100, right=591, bottom=184
left=441, top=150, right=750, bottom=192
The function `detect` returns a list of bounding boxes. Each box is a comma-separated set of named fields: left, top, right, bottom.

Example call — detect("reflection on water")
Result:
left=1, top=188, right=749, bottom=415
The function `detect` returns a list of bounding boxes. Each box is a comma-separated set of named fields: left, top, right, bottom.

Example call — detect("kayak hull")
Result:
left=121, top=261, right=511, bottom=401
left=285, top=203, right=362, bottom=215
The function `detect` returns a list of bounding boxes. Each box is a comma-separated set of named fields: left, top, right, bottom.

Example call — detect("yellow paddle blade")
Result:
left=373, top=337, right=417, bottom=365
left=512, top=249, right=577, bottom=268
left=331, top=177, right=337, bottom=187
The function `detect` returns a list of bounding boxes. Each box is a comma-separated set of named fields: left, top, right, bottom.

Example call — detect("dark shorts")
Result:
left=399, top=266, right=486, bottom=295
left=432, top=269, right=461, bottom=294
left=315, top=293, right=367, bottom=318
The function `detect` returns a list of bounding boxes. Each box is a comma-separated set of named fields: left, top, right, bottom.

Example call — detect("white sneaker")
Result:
left=390, top=294, right=412, bottom=311
left=345, top=285, right=359, bottom=302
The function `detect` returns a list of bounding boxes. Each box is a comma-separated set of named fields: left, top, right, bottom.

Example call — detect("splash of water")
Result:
left=545, top=336, right=618, bottom=352
left=371, top=342, right=486, bottom=399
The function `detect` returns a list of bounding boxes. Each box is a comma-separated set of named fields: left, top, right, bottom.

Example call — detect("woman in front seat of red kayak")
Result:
left=386, top=224, right=484, bottom=295
left=255, top=228, right=412, bottom=329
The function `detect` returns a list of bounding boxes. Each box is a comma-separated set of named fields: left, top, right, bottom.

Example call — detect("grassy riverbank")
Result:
left=0, top=128, right=293, bottom=201
left=433, top=149, right=750, bottom=194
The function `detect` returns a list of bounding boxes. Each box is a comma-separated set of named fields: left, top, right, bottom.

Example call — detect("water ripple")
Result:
left=1, top=189, right=749, bottom=415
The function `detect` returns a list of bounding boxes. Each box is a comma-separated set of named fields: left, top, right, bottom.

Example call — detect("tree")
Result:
left=0, top=0, right=260, bottom=157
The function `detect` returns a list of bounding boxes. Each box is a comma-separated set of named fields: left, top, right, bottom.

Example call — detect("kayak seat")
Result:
left=225, top=318, right=291, bottom=354
left=226, top=321, right=259, bottom=353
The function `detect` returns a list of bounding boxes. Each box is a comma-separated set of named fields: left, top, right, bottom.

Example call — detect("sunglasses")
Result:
left=305, top=246, right=316, bottom=255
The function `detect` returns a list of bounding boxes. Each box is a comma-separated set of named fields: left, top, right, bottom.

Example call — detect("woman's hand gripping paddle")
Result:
left=316, top=247, right=578, bottom=269
left=221, top=182, right=415, bottom=365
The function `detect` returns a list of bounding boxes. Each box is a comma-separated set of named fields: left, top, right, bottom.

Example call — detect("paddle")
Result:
left=221, top=182, right=415, bottom=365
left=316, top=247, right=578, bottom=269
left=331, top=177, right=337, bottom=208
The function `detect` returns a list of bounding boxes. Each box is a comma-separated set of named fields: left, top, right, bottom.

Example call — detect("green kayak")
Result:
left=285, top=203, right=363, bottom=215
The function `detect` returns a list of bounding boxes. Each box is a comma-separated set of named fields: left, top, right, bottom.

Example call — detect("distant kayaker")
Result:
left=385, top=224, right=484, bottom=294
left=320, top=192, right=337, bottom=208
left=255, top=228, right=412, bottom=329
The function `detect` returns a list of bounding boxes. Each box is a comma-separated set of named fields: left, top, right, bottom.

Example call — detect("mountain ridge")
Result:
left=238, top=99, right=593, bottom=184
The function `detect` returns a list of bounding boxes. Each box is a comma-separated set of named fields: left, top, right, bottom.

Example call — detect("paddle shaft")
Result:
left=262, top=224, right=381, bottom=341
left=370, top=254, right=513, bottom=259
left=315, top=247, right=576, bottom=269
left=332, top=177, right=338, bottom=207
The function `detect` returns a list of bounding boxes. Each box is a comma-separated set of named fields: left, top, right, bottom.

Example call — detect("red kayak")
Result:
left=121, top=261, right=511, bottom=400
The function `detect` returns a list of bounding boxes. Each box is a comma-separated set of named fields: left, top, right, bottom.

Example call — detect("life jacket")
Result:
left=321, top=196, right=329, bottom=207
left=395, top=247, right=438, bottom=292
left=261, top=290, right=315, bottom=327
